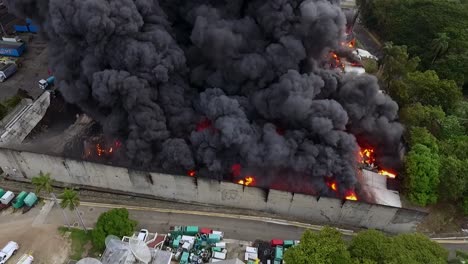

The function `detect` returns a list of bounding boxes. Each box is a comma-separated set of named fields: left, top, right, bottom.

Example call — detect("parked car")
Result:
left=0, top=241, right=19, bottom=264
left=137, top=229, right=149, bottom=241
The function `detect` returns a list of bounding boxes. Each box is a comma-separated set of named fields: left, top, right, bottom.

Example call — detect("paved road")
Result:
left=42, top=201, right=467, bottom=258
left=353, top=19, right=384, bottom=59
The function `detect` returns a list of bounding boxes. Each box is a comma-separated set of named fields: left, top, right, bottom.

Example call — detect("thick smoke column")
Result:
left=6, top=0, right=403, bottom=195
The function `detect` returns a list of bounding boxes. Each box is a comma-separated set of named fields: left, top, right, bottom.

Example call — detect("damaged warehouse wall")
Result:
left=0, top=147, right=426, bottom=233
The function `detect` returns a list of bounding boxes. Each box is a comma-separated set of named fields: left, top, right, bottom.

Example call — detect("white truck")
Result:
left=16, top=254, right=33, bottom=264
left=0, top=241, right=19, bottom=264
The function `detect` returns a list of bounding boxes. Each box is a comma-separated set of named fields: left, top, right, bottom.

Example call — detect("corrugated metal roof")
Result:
left=0, top=40, right=25, bottom=49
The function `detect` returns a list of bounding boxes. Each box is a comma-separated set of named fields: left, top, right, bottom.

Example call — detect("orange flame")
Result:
left=188, top=170, right=196, bottom=177
left=359, top=148, right=375, bottom=165
left=237, top=176, right=255, bottom=186
left=345, top=190, right=358, bottom=201
left=379, top=170, right=396, bottom=178
left=326, top=180, right=338, bottom=192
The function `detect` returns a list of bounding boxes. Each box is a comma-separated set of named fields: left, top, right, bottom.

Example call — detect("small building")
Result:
left=0, top=40, right=26, bottom=57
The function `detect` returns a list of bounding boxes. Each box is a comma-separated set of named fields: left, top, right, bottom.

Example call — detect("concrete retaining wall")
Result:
left=0, top=148, right=426, bottom=233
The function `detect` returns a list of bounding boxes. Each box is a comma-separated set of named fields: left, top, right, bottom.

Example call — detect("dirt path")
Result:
left=0, top=206, right=70, bottom=264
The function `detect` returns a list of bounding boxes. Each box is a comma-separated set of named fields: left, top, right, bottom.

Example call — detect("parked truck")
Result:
left=0, top=191, right=14, bottom=211
left=0, top=241, right=19, bottom=264
left=38, top=76, right=55, bottom=90
left=0, top=63, right=17, bottom=82
left=16, top=253, right=33, bottom=264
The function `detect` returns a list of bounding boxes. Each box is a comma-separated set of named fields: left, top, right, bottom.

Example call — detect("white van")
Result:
left=0, top=241, right=19, bottom=264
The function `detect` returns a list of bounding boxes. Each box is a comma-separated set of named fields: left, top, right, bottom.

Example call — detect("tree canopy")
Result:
left=31, top=171, right=54, bottom=195
left=91, top=208, right=137, bottom=251
left=286, top=228, right=448, bottom=264
left=283, top=228, right=351, bottom=264
left=357, top=0, right=468, bottom=92
left=404, top=144, right=440, bottom=206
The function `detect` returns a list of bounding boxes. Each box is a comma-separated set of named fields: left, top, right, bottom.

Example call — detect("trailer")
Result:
left=12, top=191, right=28, bottom=209
left=0, top=191, right=14, bottom=205
left=22, top=192, right=38, bottom=214
left=0, top=63, right=17, bottom=82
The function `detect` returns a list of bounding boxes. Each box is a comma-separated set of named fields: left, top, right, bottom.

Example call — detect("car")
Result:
left=137, top=229, right=149, bottom=241
left=0, top=241, right=19, bottom=264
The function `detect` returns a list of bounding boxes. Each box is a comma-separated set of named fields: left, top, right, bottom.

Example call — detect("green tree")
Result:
left=404, top=70, right=462, bottom=112
left=381, top=42, right=420, bottom=93
left=59, top=188, right=86, bottom=232
left=438, top=156, right=468, bottom=201
left=405, top=144, right=440, bottom=206
left=349, top=230, right=392, bottom=263
left=430, top=33, right=450, bottom=65
left=31, top=171, right=53, bottom=194
left=32, top=171, right=71, bottom=228
left=283, top=228, right=351, bottom=264
left=349, top=230, right=448, bottom=264
left=392, top=233, right=448, bottom=264
left=463, top=197, right=468, bottom=215
left=91, top=208, right=137, bottom=251
left=439, top=115, right=465, bottom=140
left=400, top=103, right=445, bottom=135
left=408, top=127, right=439, bottom=152
left=440, top=135, right=468, bottom=159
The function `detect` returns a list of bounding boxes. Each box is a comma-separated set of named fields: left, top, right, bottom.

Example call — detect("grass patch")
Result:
left=58, top=227, right=101, bottom=260
left=0, top=94, right=25, bottom=120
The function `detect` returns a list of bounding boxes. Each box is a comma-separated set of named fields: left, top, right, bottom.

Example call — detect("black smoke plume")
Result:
left=6, top=0, right=403, bottom=196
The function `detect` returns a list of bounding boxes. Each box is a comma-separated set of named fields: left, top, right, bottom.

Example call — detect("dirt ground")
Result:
left=0, top=205, right=70, bottom=264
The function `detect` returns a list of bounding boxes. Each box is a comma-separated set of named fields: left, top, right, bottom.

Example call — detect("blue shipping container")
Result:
left=26, top=18, right=33, bottom=25
left=14, top=25, right=29, bottom=33
left=28, top=25, right=39, bottom=33
left=0, top=41, right=26, bottom=57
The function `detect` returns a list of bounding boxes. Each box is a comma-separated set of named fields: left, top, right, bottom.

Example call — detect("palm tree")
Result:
left=31, top=171, right=71, bottom=228
left=60, top=188, right=86, bottom=232
left=430, top=33, right=449, bottom=65
left=31, top=171, right=53, bottom=194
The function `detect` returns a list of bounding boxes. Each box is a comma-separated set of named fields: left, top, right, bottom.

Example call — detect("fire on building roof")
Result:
left=4, top=0, right=404, bottom=202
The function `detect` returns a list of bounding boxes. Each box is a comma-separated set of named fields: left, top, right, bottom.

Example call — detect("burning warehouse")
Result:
left=3, top=0, right=404, bottom=204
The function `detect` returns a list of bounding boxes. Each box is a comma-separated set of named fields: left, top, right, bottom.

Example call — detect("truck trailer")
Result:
left=0, top=63, right=17, bottom=82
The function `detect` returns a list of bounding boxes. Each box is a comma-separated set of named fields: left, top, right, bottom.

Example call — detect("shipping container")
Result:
left=246, top=246, right=258, bottom=254
left=1, top=191, right=14, bottom=205
left=28, top=25, right=39, bottom=33
left=208, top=234, right=221, bottom=243
left=215, top=242, right=226, bottom=248
left=275, top=246, right=283, bottom=260
left=0, top=189, right=5, bottom=198
left=180, top=252, right=189, bottom=264
left=12, top=191, right=28, bottom=209
left=0, top=41, right=26, bottom=57
left=271, top=239, right=283, bottom=246
left=13, top=25, right=29, bottom=33
left=283, top=240, right=294, bottom=248
left=184, top=226, right=199, bottom=235
left=212, top=252, right=226, bottom=260
left=200, top=228, right=212, bottom=234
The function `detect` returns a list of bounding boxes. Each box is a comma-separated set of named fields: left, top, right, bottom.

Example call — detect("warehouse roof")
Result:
left=0, top=40, right=25, bottom=49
